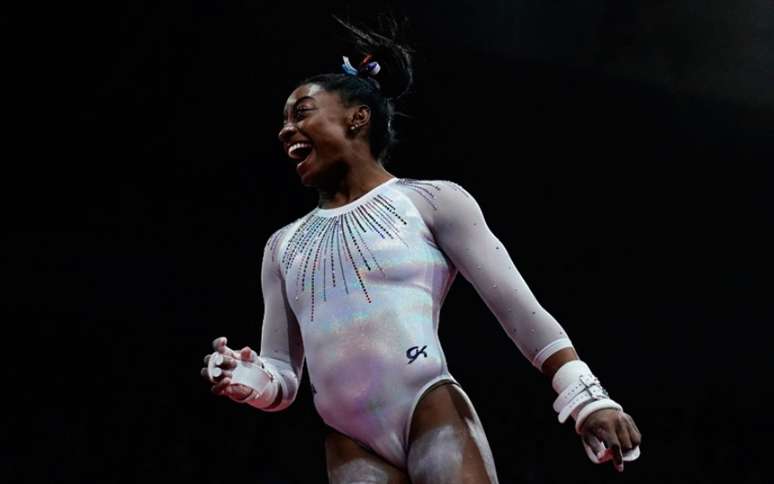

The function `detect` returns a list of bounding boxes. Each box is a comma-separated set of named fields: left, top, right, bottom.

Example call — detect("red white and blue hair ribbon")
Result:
left=341, top=55, right=381, bottom=77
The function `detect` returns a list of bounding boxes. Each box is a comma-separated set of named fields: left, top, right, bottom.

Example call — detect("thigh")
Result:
left=325, top=429, right=411, bottom=484
left=407, top=383, right=499, bottom=484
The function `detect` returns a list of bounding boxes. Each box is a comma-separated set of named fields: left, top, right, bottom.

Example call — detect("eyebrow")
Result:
left=283, top=96, right=315, bottom=119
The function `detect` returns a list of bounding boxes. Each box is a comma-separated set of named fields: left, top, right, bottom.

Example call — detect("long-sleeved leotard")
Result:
left=254, top=177, right=573, bottom=468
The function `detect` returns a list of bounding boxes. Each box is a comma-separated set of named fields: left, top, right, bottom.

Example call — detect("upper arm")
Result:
left=259, top=227, right=304, bottom=374
left=420, top=181, right=510, bottom=284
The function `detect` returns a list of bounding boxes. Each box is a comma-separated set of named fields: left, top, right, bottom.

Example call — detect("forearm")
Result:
left=541, top=347, right=579, bottom=379
left=454, top=244, right=574, bottom=368
left=438, top=217, right=573, bottom=368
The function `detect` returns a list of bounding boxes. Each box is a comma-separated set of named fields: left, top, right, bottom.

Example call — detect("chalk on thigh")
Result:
left=406, top=385, right=499, bottom=484
left=325, top=431, right=410, bottom=484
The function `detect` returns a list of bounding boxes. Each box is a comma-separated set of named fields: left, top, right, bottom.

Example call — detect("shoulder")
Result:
left=392, top=178, right=482, bottom=231
left=263, top=217, right=304, bottom=263
left=392, top=178, right=475, bottom=211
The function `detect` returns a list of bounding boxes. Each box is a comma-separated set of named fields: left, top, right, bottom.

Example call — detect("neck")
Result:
left=317, top=157, right=395, bottom=209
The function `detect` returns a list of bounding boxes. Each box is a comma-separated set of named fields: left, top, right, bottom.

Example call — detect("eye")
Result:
left=295, top=106, right=314, bottom=119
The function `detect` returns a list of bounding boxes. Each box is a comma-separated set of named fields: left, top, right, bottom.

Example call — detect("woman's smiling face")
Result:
left=278, top=83, right=360, bottom=187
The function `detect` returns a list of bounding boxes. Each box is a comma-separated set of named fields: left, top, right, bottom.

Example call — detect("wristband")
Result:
left=552, top=361, right=614, bottom=424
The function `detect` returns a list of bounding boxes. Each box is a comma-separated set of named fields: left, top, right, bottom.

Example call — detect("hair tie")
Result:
left=341, top=55, right=381, bottom=78
left=359, top=54, right=381, bottom=76
left=341, top=56, right=359, bottom=76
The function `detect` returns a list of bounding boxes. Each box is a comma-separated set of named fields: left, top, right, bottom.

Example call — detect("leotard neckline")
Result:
left=314, top=177, right=399, bottom=217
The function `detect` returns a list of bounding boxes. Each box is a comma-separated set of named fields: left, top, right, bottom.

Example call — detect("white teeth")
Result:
left=288, top=142, right=312, bottom=159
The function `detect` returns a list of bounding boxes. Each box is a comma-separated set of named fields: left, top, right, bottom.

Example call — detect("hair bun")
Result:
left=334, top=15, right=413, bottom=100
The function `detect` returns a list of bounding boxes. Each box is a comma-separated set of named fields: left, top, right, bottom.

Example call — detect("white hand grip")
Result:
left=207, top=352, right=224, bottom=381
left=231, top=359, right=272, bottom=395
left=207, top=351, right=272, bottom=396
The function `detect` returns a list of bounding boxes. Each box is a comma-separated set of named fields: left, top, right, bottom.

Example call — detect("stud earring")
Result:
left=349, top=125, right=358, bottom=131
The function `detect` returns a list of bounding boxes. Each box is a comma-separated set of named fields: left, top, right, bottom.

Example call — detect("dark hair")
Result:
left=299, top=16, right=414, bottom=163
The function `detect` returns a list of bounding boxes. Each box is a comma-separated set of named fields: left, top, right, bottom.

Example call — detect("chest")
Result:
left=277, top=193, right=450, bottom=320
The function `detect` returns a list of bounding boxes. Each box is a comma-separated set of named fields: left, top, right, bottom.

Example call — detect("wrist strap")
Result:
left=556, top=375, right=612, bottom=422
left=552, top=360, right=615, bottom=424
left=552, top=360, right=621, bottom=423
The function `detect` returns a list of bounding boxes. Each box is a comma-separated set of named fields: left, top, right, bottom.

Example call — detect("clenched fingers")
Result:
left=238, top=346, right=260, bottom=364
left=212, top=336, right=228, bottom=352
left=625, top=414, right=642, bottom=447
left=201, top=352, right=237, bottom=383
left=616, top=419, right=634, bottom=453
left=211, top=377, right=232, bottom=395
left=593, top=426, right=624, bottom=471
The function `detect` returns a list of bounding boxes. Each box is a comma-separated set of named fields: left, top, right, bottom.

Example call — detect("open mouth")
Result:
left=288, top=142, right=313, bottom=162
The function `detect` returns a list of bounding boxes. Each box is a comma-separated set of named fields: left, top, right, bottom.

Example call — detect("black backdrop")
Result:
left=6, top=1, right=773, bottom=483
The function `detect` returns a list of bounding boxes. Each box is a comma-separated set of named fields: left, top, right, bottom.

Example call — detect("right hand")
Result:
left=200, top=336, right=260, bottom=402
left=579, top=408, right=642, bottom=471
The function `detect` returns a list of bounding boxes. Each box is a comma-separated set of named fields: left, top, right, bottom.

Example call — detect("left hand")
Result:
left=578, top=409, right=642, bottom=472
left=200, top=337, right=260, bottom=402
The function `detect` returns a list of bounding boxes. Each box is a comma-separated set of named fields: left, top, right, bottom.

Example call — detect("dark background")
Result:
left=6, top=1, right=773, bottom=483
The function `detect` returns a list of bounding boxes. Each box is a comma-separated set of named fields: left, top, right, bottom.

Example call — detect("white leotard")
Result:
left=254, top=177, right=573, bottom=468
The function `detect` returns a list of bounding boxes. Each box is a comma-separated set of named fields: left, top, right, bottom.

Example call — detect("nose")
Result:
left=278, top=122, right=297, bottom=143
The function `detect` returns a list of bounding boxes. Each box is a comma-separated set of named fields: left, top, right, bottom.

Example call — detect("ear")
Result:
left=350, top=105, right=371, bottom=128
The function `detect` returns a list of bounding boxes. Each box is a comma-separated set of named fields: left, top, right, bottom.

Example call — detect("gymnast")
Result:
left=201, top=17, right=641, bottom=483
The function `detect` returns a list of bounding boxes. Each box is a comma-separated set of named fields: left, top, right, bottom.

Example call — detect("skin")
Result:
left=200, top=83, right=642, bottom=481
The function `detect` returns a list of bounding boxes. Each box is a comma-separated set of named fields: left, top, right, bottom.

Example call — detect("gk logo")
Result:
left=406, top=345, right=428, bottom=364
